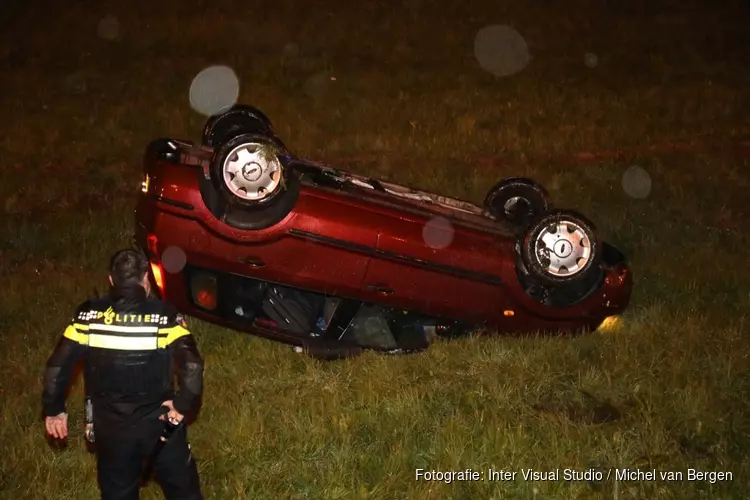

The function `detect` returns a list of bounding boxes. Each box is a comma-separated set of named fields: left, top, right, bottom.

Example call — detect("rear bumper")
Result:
left=598, top=243, right=634, bottom=315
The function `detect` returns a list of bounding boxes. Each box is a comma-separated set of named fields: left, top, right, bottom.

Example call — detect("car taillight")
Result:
left=150, top=261, right=166, bottom=297
left=190, top=271, right=218, bottom=311
left=147, top=234, right=159, bottom=257
left=145, top=234, right=165, bottom=297
left=196, top=289, right=217, bottom=310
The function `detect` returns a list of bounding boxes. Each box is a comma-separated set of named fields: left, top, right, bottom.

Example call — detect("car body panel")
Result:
left=135, top=138, right=633, bottom=348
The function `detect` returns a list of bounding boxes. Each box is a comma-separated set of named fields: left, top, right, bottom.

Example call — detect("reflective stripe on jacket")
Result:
left=42, top=291, right=204, bottom=434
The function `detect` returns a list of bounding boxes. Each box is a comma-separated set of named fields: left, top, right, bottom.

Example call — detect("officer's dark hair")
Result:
left=109, top=249, right=149, bottom=289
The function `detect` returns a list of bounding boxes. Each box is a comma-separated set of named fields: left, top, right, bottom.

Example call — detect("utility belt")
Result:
left=83, top=393, right=172, bottom=443
left=83, top=396, right=179, bottom=444
left=85, top=393, right=185, bottom=487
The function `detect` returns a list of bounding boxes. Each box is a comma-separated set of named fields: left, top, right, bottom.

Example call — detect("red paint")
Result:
left=136, top=154, right=632, bottom=337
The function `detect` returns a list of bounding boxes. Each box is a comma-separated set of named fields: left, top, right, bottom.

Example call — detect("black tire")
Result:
left=515, top=255, right=604, bottom=307
left=211, top=133, right=292, bottom=208
left=519, top=209, right=602, bottom=286
left=484, top=177, right=551, bottom=228
left=202, top=104, right=274, bottom=148
left=220, top=173, right=300, bottom=230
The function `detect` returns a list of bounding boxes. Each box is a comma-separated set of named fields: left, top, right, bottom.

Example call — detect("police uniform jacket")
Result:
left=42, top=286, right=204, bottom=437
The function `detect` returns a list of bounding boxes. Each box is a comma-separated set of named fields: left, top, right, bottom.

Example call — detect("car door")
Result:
left=226, top=192, right=379, bottom=297
left=362, top=214, right=513, bottom=323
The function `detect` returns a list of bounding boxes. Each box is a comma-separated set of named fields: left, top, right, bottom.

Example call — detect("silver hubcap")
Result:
left=534, top=221, right=592, bottom=276
left=223, top=142, right=282, bottom=201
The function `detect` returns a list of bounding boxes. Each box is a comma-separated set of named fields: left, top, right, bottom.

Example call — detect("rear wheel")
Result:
left=484, top=177, right=551, bottom=229
left=520, top=210, right=602, bottom=287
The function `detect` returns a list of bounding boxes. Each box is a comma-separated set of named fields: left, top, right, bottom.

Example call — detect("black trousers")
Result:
left=95, top=424, right=202, bottom=500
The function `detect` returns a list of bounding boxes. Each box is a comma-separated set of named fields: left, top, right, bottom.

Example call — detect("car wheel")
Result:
left=484, top=177, right=551, bottom=228
left=515, top=256, right=603, bottom=307
left=220, top=175, right=300, bottom=230
left=520, top=209, right=601, bottom=286
left=202, top=104, right=274, bottom=148
left=211, top=133, right=291, bottom=208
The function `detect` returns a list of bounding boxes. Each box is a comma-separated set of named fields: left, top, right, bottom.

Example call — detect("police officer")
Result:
left=42, top=249, right=204, bottom=499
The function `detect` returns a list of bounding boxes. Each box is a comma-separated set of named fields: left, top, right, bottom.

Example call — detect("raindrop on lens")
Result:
left=303, top=72, right=331, bottom=99
left=97, top=15, right=120, bottom=41
left=584, top=52, right=599, bottom=68
left=189, top=65, right=240, bottom=116
left=474, top=25, right=530, bottom=77
left=423, top=216, right=455, bottom=249
left=63, top=72, right=87, bottom=95
left=282, top=42, right=300, bottom=59
left=622, top=165, right=652, bottom=199
left=162, top=246, right=187, bottom=274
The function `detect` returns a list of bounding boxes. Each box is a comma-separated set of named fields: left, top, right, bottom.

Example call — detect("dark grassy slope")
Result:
left=1, top=1, right=749, bottom=498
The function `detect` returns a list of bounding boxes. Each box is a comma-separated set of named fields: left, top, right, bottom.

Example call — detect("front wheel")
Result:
left=519, top=209, right=602, bottom=287
left=202, top=104, right=274, bottom=148
left=211, top=133, right=291, bottom=208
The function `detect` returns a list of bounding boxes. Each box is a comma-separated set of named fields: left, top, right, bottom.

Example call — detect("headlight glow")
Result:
left=597, top=315, right=621, bottom=332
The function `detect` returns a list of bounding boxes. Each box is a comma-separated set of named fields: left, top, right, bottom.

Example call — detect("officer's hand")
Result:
left=159, top=400, right=185, bottom=425
left=45, top=413, right=68, bottom=440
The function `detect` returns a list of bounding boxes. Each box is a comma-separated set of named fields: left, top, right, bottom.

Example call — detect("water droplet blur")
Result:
left=162, top=246, right=187, bottom=274
left=622, top=165, right=652, bottom=199
left=282, top=42, right=300, bottom=60
left=63, top=72, right=88, bottom=95
left=97, top=16, right=120, bottom=41
left=423, top=216, right=455, bottom=249
left=189, top=65, right=240, bottom=116
left=474, top=25, right=530, bottom=77
left=304, top=72, right=331, bottom=99
left=584, top=52, right=599, bottom=68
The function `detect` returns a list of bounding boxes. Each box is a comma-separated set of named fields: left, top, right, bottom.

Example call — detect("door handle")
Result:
left=238, top=256, right=265, bottom=268
left=367, top=284, right=393, bottom=295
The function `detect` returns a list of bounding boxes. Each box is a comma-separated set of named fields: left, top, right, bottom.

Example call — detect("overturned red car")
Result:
left=134, top=105, right=632, bottom=357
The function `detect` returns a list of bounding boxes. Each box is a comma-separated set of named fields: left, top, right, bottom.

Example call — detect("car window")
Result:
left=344, top=304, right=398, bottom=350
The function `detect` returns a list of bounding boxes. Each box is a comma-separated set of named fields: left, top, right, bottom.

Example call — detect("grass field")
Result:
left=2, top=0, right=750, bottom=498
